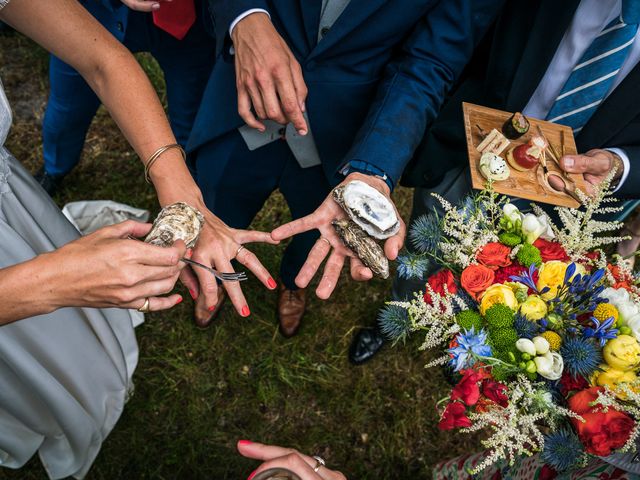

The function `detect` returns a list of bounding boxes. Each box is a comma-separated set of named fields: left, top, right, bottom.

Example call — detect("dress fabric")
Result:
left=0, top=63, right=139, bottom=479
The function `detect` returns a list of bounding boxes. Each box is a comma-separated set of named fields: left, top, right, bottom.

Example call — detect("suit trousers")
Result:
left=42, top=6, right=215, bottom=176
left=192, top=131, right=331, bottom=291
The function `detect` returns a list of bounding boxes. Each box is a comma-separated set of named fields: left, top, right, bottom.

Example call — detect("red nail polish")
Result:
left=238, top=440, right=252, bottom=446
left=241, top=306, right=250, bottom=317
left=186, top=248, right=193, bottom=256
left=248, top=470, right=257, bottom=480
left=189, top=289, right=197, bottom=300
left=208, top=305, right=215, bottom=312
left=176, top=296, right=183, bottom=305
left=267, top=277, right=277, bottom=289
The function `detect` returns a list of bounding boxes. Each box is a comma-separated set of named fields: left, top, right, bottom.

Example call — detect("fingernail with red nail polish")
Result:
left=186, top=248, right=193, bottom=257
left=248, top=470, right=257, bottom=480
left=176, top=296, right=183, bottom=305
left=267, top=277, right=277, bottom=289
left=241, top=306, right=250, bottom=317
left=208, top=305, right=215, bottom=312
left=238, top=440, right=252, bottom=446
left=189, top=289, right=197, bottom=300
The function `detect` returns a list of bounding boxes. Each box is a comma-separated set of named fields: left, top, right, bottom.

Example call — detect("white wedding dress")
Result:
left=0, top=6, right=139, bottom=478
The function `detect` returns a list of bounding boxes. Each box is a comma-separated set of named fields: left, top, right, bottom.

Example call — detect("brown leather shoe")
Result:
left=277, top=285, right=307, bottom=338
left=194, top=286, right=226, bottom=329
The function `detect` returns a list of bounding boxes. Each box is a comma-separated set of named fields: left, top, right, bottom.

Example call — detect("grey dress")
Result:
left=0, top=26, right=139, bottom=480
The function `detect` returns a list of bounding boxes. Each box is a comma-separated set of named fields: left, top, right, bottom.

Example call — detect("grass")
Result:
left=0, top=31, right=480, bottom=479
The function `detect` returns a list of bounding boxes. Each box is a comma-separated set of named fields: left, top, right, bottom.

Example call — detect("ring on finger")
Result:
left=137, top=298, right=151, bottom=313
left=235, top=245, right=246, bottom=259
left=318, top=237, right=331, bottom=248
left=312, top=456, right=326, bottom=473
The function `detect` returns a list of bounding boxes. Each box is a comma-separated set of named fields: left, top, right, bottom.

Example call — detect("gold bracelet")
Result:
left=144, top=143, right=186, bottom=183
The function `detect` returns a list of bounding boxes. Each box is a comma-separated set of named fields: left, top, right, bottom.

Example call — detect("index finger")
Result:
left=274, top=72, right=308, bottom=135
left=126, top=239, right=185, bottom=266
left=271, top=213, right=319, bottom=241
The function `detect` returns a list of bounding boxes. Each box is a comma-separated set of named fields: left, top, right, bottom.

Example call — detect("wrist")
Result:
left=231, top=11, right=271, bottom=44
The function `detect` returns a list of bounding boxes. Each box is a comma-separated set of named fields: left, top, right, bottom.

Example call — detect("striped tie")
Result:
left=546, top=2, right=640, bottom=133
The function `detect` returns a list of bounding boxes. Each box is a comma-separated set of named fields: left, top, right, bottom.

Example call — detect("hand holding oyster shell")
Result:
left=271, top=173, right=405, bottom=299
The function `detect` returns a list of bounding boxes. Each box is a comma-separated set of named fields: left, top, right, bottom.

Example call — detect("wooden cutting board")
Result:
left=463, top=102, right=587, bottom=208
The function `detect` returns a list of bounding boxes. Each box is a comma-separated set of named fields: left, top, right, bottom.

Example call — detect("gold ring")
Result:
left=235, top=245, right=246, bottom=258
left=318, top=237, right=331, bottom=247
left=312, top=456, right=326, bottom=473
left=137, top=298, right=151, bottom=313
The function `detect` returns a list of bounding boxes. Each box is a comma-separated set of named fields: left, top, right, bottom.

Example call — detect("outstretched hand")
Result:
left=238, top=440, right=347, bottom=480
left=549, top=148, right=624, bottom=195
left=271, top=173, right=406, bottom=299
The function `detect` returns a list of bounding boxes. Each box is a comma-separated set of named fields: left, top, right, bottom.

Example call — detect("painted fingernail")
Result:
left=241, top=306, right=250, bottom=317
left=186, top=248, right=193, bottom=257
left=189, top=289, right=197, bottom=300
left=564, top=157, right=574, bottom=168
left=248, top=470, right=257, bottom=480
left=267, top=277, right=277, bottom=289
left=208, top=305, right=215, bottom=312
left=176, top=296, right=183, bottom=305
left=238, top=440, right=252, bottom=446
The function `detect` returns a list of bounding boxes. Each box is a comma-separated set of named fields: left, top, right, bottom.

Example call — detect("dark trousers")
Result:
left=42, top=7, right=215, bottom=176
left=192, top=131, right=331, bottom=290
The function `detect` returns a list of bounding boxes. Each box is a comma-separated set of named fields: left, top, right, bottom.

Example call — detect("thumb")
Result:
left=560, top=152, right=609, bottom=175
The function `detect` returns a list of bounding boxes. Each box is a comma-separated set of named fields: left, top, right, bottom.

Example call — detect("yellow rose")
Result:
left=480, top=284, right=518, bottom=316
left=603, top=335, right=640, bottom=371
left=520, top=295, right=548, bottom=320
left=592, top=364, right=638, bottom=399
left=536, top=261, right=585, bottom=300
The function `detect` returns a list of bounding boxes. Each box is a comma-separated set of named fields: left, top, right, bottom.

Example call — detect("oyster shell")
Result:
left=332, top=219, right=389, bottom=279
left=144, top=202, right=204, bottom=248
left=332, top=180, right=400, bottom=240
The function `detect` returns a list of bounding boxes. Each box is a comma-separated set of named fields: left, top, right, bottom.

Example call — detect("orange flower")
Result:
left=460, top=264, right=495, bottom=301
left=477, top=242, right=512, bottom=270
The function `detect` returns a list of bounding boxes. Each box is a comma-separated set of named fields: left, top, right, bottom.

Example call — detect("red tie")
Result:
left=152, top=0, right=196, bottom=40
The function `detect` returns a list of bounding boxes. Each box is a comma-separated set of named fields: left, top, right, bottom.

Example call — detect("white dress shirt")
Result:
left=523, top=0, right=640, bottom=190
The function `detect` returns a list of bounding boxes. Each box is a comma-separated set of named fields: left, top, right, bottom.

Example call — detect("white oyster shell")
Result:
left=144, top=202, right=204, bottom=248
left=332, top=180, right=400, bottom=240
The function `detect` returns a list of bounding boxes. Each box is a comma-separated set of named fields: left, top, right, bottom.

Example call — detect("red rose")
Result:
left=451, top=370, right=481, bottom=406
left=559, top=372, right=589, bottom=397
left=482, top=379, right=509, bottom=407
left=423, top=269, right=458, bottom=304
left=533, top=239, right=569, bottom=262
left=569, top=387, right=635, bottom=456
left=477, top=242, right=512, bottom=270
left=460, top=264, right=495, bottom=301
left=438, top=401, right=472, bottom=430
left=494, top=263, right=528, bottom=285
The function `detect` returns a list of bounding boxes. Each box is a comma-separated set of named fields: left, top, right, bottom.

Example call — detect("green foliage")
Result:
left=499, top=231, right=522, bottom=247
left=455, top=310, right=484, bottom=332
left=516, top=243, right=543, bottom=267
left=484, top=304, right=515, bottom=330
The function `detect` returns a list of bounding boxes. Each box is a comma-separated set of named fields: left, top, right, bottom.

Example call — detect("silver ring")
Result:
left=235, top=245, right=246, bottom=258
left=312, top=456, right=326, bottom=473
left=318, top=237, right=331, bottom=247
left=137, top=298, right=150, bottom=313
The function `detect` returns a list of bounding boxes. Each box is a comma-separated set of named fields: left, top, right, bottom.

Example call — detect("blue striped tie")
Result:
left=546, top=1, right=640, bottom=133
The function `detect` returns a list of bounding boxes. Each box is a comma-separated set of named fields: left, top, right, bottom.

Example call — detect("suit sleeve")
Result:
left=208, top=0, right=269, bottom=57
left=92, top=0, right=120, bottom=12
left=340, top=0, right=504, bottom=185
left=613, top=146, right=640, bottom=198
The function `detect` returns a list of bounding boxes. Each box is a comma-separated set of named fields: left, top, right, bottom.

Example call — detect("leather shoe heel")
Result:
left=277, top=285, right=307, bottom=338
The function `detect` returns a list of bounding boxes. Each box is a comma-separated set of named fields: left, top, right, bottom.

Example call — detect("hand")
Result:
left=232, top=12, right=308, bottom=135
left=176, top=206, right=280, bottom=323
left=46, top=220, right=186, bottom=312
left=120, top=0, right=170, bottom=12
left=271, top=173, right=406, bottom=299
left=550, top=149, right=624, bottom=196
left=238, top=441, right=347, bottom=480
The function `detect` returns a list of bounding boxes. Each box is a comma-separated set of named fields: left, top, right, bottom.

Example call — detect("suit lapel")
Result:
left=578, top=63, right=640, bottom=149
left=306, top=0, right=386, bottom=60
left=506, top=0, right=581, bottom=111
left=300, top=0, right=322, bottom=50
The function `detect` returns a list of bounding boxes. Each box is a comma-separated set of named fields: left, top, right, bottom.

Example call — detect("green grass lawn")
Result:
left=0, top=32, right=480, bottom=479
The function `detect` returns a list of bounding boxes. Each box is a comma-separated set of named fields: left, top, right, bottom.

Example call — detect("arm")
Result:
left=341, top=0, right=504, bottom=185
left=1, top=0, right=277, bottom=324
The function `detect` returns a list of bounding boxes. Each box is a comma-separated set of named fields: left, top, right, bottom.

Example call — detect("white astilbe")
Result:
left=389, top=284, right=467, bottom=352
left=532, top=170, right=628, bottom=259
left=463, top=376, right=583, bottom=474
left=606, top=256, right=640, bottom=301
left=431, top=190, right=501, bottom=270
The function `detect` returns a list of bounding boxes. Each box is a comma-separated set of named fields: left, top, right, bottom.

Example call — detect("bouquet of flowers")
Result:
left=381, top=173, right=640, bottom=473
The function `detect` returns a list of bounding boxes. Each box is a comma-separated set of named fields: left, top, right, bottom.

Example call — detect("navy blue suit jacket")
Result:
left=189, top=0, right=502, bottom=186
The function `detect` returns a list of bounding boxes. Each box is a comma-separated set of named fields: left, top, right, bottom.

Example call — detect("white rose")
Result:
left=534, top=352, right=564, bottom=380
left=603, top=287, right=630, bottom=307
left=626, top=312, right=640, bottom=343
left=516, top=338, right=536, bottom=356
left=618, top=302, right=639, bottom=323
left=537, top=215, right=555, bottom=240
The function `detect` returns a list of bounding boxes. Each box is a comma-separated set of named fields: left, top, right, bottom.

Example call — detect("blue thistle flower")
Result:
left=448, top=327, right=492, bottom=372
left=542, top=428, right=585, bottom=471
left=583, top=317, right=618, bottom=347
left=514, top=313, right=541, bottom=339
left=409, top=214, right=442, bottom=255
left=560, top=336, right=602, bottom=379
left=377, top=304, right=411, bottom=341
left=396, top=252, right=432, bottom=280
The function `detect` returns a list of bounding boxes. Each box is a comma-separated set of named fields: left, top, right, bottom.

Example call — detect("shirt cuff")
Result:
left=341, top=161, right=394, bottom=190
left=606, top=148, right=630, bottom=193
left=229, top=9, right=271, bottom=36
